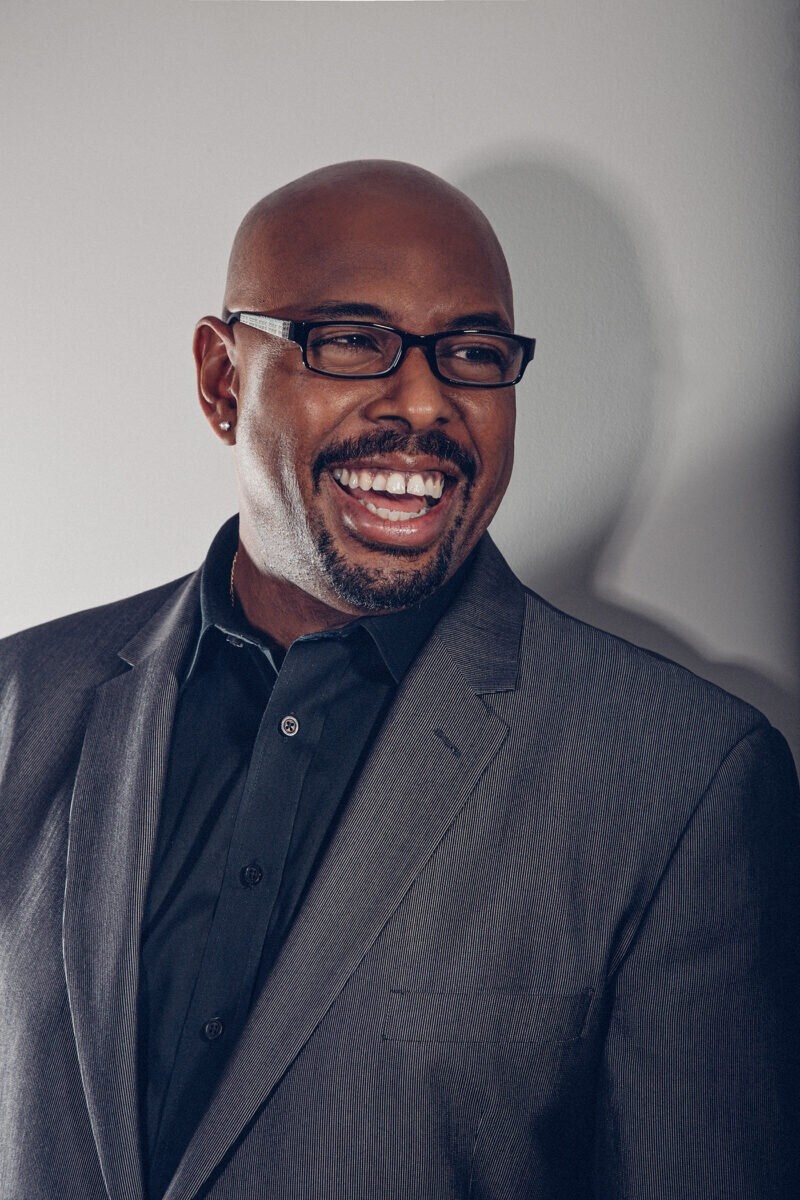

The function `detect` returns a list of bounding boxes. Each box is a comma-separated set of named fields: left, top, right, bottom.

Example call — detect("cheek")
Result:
left=233, top=379, right=294, bottom=510
left=474, top=403, right=516, bottom=493
left=235, top=417, right=307, bottom=531
left=233, top=370, right=335, bottom=520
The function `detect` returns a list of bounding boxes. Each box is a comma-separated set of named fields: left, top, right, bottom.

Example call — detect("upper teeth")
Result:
left=332, top=467, right=444, bottom=499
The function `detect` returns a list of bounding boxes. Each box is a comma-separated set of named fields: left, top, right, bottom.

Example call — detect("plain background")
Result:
left=1, top=0, right=798, bottom=755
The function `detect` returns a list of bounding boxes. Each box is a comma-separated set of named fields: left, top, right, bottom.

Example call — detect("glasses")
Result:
left=227, top=312, right=535, bottom=388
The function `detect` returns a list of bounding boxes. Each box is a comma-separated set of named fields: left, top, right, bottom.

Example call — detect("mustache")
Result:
left=312, top=429, right=477, bottom=488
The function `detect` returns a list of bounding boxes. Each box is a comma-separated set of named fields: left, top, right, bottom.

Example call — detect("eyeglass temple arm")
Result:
left=228, top=313, right=294, bottom=339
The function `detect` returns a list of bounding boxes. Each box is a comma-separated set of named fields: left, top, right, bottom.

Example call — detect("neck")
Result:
left=232, top=544, right=364, bottom=647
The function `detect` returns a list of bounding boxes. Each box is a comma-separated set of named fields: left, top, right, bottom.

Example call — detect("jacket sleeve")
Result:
left=594, top=723, right=800, bottom=1199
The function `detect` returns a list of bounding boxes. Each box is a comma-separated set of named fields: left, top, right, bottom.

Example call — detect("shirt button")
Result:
left=280, top=714, right=299, bottom=737
left=202, top=1017, right=224, bottom=1042
left=240, top=862, right=264, bottom=888
left=225, top=635, right=244, bottom=648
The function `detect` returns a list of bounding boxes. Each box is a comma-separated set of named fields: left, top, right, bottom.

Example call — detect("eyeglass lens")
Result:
left=305, top=325, right=523, bottom=383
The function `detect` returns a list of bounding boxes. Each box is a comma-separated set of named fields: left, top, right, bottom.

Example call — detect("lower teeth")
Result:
left=361, top=499, right=429, bottom=522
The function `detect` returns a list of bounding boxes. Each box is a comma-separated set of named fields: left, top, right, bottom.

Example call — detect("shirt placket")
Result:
left=151, top=640, right=332, bottom=1161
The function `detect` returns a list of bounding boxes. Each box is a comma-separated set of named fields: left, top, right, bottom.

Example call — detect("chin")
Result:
left=315, top=525, right=462, bottom=613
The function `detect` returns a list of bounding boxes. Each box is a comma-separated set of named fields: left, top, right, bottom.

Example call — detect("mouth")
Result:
left=331, top=466, right=446, bottom=521
left=324, top=459, right=461, bottom=550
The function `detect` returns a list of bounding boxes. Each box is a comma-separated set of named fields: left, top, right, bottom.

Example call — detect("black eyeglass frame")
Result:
left=227, top=312, right=536, bottom=388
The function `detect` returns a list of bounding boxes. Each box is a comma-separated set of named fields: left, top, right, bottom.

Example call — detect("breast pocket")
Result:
left=381, top=987, right=592, bottom=1044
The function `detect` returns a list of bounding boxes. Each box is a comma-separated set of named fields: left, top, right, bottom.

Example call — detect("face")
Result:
left=210, top=187, right=516, bottom=615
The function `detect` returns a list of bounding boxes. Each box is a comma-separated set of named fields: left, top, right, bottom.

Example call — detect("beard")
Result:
left=313, top=516, right=464, bottom=612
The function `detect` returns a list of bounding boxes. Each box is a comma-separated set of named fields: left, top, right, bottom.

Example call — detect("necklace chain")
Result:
left=229, top=549, right=239, bottom=609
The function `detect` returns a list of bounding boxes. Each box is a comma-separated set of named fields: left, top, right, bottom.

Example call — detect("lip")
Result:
left=323, top=467, right=460, bottom=550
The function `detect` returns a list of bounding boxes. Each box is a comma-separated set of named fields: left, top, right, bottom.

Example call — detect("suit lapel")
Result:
left=166, top=537, right=524, bottom=1200
left=63, top=576, right=199, bottom=1200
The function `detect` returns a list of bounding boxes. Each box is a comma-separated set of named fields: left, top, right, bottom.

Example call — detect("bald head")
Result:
left=223, top=160, right=513, bottom=322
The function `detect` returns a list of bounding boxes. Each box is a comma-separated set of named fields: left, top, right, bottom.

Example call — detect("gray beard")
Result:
left=315, top=520, right=462, bottom=612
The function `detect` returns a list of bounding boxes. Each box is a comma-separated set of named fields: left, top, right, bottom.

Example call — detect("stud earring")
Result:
left=219, top=421, right=232, bottom=432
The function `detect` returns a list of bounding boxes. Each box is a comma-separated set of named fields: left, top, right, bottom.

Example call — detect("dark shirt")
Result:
left=139, top=517, right=466, bottom=1196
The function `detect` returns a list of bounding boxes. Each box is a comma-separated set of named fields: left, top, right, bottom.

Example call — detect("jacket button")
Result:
left=280, top=714, right=299, bottom=737
left=240, top=862, right=264, bottom=888
left=202, top=1018, right=224, bottom=1042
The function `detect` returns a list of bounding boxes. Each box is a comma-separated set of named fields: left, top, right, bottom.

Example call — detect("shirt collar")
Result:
left=354, top=560, right=469, bottom=683
left=185, top=515, right=470, bottom=686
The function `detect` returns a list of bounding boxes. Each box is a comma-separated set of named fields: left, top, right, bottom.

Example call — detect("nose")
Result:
left=361, top=345, right=458, bottom=432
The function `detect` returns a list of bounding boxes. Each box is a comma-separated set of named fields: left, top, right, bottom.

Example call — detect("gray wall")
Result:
left=2, top=1, right=798, bottom=751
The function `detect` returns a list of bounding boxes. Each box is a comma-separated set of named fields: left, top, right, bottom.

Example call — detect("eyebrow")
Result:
left=444, top=311, right=512, bottom=333
left=302, top=302, right=392, bottom=322
left=301, top=302, right=513, bottom=333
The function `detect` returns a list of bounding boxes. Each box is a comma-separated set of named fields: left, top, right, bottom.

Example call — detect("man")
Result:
left=0, top=160, right=797, bottom=1200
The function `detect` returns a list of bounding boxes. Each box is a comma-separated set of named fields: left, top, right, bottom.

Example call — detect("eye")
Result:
left=311, top=332, right=381, bottom=353
left=449, top=343, right=506, bottom=367
left=305, top=324, right=398, bottom=375
left=437, top=334, right=517, bottom=382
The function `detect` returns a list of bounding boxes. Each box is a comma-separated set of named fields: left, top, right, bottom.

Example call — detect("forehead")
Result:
left=231, top=190, right=514, bottom=329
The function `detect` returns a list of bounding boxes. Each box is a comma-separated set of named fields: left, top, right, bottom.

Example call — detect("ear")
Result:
left=193, top=316, right=238, bottom=443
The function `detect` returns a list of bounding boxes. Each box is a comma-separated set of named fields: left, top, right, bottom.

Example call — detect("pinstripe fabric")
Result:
left=1, top=536, right=798, bottom=1199
left=65, top=661, right=183, bottom=1200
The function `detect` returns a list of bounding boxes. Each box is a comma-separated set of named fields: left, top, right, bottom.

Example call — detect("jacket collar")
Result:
left=434, top=532, right=524, bottom=694
left=117, top=570, right=200, bottom=671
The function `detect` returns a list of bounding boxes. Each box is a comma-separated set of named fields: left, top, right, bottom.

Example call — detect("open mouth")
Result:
left=331, top=467, right=447, bottom=523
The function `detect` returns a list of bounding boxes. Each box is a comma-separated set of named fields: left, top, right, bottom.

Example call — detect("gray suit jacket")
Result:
left=1, top=536, right=798, bottom=1200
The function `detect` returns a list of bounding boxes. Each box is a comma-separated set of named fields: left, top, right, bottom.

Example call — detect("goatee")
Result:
left=315, top=522, right=462, bottom=612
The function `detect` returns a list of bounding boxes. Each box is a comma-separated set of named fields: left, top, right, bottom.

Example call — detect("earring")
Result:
left=219, top=421, right=232, bottom=432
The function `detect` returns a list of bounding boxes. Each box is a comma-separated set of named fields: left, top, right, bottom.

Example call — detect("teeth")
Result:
left=332, top=467, right=445, bottom=499
left=386, top=472, right=406, bottom=494
left=363, top=500, right=429, bottom=521
left=425, top=474, right=444, bottom=500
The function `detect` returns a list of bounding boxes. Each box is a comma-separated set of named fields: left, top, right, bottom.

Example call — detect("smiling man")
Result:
left=199, top=161, right=525, bottom=634
left=1, top=161, right=798, bottom=1200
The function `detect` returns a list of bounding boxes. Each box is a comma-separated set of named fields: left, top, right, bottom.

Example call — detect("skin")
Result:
left=194, top=160, right=518, bottom=646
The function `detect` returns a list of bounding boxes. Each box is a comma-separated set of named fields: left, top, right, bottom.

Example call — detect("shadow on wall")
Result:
left=457, top=153, right=799, bottom=758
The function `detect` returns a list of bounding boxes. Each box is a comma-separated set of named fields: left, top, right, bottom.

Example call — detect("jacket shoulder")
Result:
left=460, top=538, right=767, bottom=741
left=518, top=583, right=770, bottom=753
left=0, top=575, right=195, bottom=692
